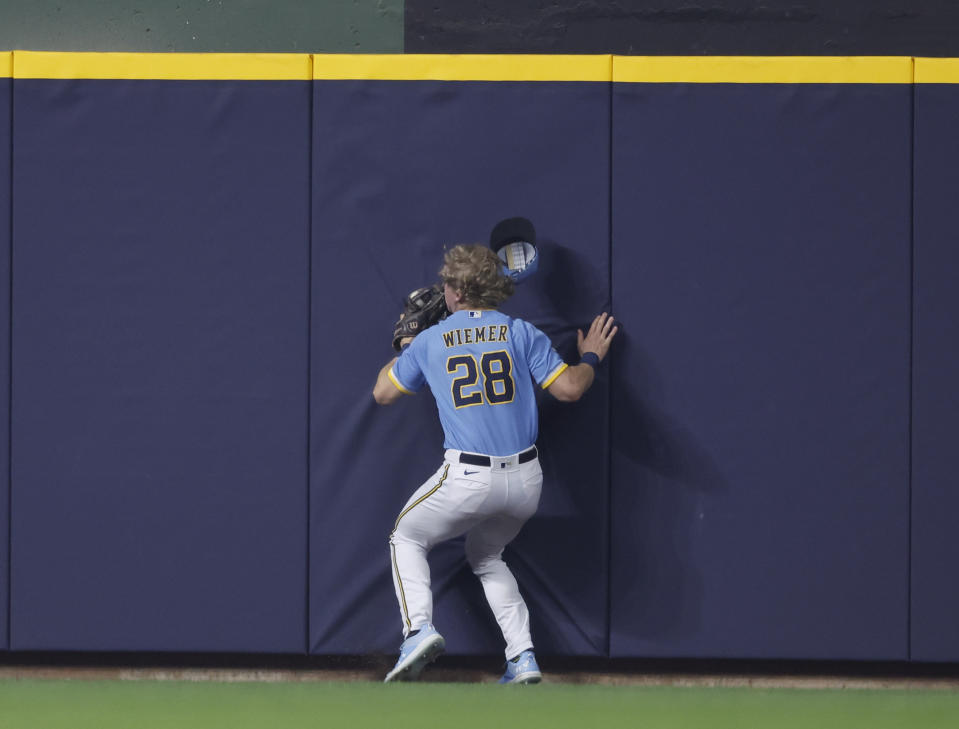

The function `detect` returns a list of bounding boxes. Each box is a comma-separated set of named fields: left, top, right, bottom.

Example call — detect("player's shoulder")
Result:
left=478, top=309, right=522, bottom=336
left=508, top=315, right=542, bottom=338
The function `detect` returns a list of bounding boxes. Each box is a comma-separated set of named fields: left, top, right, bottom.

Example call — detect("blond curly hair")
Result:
left=439, top=244, right=515, bottom=309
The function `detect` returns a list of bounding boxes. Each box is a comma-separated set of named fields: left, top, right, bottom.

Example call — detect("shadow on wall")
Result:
left=524, top=238, right=612, bottom=655
left=501, top=238, right=608, bottom=344
left=611, top=333, right=730, bottom=642
left=479, top=237, right=732, bottom=650
left=538, top=238, right=607, bottom=328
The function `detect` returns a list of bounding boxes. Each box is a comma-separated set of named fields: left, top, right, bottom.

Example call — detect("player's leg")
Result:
left=464, top=459, right=542, bottom=661
left=389, top=462, right=449, bottom=635
left=385, top=457, right=492, bottom=682
left=385, top=462, right=455, bottom=683
left=389, top=457, right=490, bottom=634
left=465, top=518, right=531, bottom=658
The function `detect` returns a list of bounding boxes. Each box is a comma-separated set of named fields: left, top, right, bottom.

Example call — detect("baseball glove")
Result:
left=392, top=284, right=450, bottom=351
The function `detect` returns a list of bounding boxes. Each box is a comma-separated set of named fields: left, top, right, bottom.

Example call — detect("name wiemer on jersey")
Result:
left=442, top=325, right=509, bottom=348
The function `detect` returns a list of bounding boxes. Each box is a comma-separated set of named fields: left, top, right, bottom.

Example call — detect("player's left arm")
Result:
left=547, top=313, right=618, bottom=402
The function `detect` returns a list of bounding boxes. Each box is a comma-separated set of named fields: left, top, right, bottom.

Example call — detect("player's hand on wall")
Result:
left=577, top=312, right=618, bottom=362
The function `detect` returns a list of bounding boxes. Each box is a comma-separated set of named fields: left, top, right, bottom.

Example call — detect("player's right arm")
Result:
left=373, top=357, right=405, bottom=405
left=373, top=338, right=425, bottom=405
left=547, top=313, right=618, bottom=402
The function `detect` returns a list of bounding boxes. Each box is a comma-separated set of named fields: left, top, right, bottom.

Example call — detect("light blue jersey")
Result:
left=389, top=309, right=567, bottom=457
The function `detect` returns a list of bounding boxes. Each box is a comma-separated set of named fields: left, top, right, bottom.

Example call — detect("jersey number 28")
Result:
left=447, top=351, right=515, bottom=408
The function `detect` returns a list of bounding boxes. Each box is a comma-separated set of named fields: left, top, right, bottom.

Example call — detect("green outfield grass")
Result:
left=1, top=679, right=958, bottom=729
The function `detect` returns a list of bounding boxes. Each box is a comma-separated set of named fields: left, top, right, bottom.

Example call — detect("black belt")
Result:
left=459, top=447, right=537, bottom=467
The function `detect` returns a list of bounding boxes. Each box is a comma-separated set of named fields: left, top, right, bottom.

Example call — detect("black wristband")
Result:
left=579, top=352, right=600, bottom=369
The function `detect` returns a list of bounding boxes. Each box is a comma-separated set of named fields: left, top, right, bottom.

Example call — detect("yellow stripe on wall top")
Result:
left=915, top=58, right=959, bottom=83
left=614, top=56, right=914, bottom=84
left=14, top=51, right=311, bottom=80
left=312, top=54, right=613, bottom=82
left=8, top=52, right=959, bottom=83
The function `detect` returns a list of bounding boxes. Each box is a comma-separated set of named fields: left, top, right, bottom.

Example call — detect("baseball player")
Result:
left=373, top=244, right=617, bottom=684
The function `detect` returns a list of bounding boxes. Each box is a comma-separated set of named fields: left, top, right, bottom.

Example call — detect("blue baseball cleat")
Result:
left=499, top=649, right=542, bottom=684
left=384, top=624, right=446, bottom=683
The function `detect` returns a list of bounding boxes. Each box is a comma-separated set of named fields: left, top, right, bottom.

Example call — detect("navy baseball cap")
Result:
left=489, top=216, right=536, bottom=252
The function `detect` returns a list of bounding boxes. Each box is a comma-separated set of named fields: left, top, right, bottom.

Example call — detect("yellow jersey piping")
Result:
left=541, top=363, right=569, bottom=390
left=388, top=368, right=415, bottom=396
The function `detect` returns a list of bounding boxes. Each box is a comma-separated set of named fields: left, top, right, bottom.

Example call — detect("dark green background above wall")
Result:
left=0, top=0, right=403, bottom=52
left=2, top=1, right=959, bottom=56
left=407, top=0, right=959, bottom=56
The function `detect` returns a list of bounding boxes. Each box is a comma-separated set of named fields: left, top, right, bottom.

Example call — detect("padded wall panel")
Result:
left=311, top=80, right=610, bottom=656
left=911, top=79, right=959, bottom=662
left=0, top=70, right=10, bottom=651
left=11, top=79, right=310, bottom=651
left=610, top=82, right=911, bottom=659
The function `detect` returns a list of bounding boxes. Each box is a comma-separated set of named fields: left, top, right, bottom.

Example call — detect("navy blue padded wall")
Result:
left=11, top=79, right=310, bottom=651
left=911, top=80, right=959, bottom=662
left=610, top=83, right=911, bottom=659
left=0, top=74, right=10, bottom=651
left=310, top=80, right=610, bottom=656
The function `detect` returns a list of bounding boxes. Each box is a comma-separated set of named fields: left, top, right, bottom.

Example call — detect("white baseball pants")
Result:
left=389, top=448, right=543, bottom=660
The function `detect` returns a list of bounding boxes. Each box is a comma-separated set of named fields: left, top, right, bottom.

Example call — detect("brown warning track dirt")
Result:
left=2, top=662, right=958, bottom=690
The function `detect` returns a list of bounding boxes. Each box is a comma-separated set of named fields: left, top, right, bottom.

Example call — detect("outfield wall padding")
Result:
left=9, top=77, right=311, bottom=652
left=911, top=73, right=959, bottom=662
left=0, top=65, right=11, bottom=652
left=309, top=79, right=611, bottom=656
left=0, top=53, right=957, bottom=663
left=609, top=80, right=913, bottom=660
